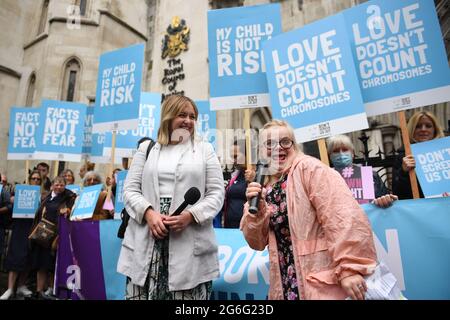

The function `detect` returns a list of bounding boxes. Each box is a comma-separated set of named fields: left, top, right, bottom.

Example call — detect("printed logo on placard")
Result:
left=248, top=95, right=258, bottom=105
left=319, top=122, right=331, bottom=135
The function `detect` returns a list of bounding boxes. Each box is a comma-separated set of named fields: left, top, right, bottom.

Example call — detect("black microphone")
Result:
left=172, top=187, right=201, bottom=216
left=248, top=161, right=267, bottom=214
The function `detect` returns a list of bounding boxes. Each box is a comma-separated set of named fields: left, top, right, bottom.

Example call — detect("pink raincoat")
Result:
left=240, top=154, right=377, bottom=299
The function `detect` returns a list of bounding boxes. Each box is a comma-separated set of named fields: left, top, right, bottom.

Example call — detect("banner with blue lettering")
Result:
left=12, top=185, right=41, bottom=218
left=411, top=136, right=450, bottom=197
left=114, top=170, right=127, bottom=219
left=195, top=100, right=216, bottom=147
left=208, top=4, right=282, bottom=110
left=343, top=0, right=450, bottom=116
left=7, top=107, right=40, bottom=160
left=263, top=13, right=368, bottom=143
left=103, top=92, right=161, bottom=161
left=54, top=198, right=450, bottom=300
left=93, top=43, right=144, bottom=133
left=71, top=184, right=103, bottom=220
left=34, top=100, right=86, bottom=162
left=82, top=106, right=94, bottom=155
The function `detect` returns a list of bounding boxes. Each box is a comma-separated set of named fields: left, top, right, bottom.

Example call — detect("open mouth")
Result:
left=272, top=154, right=287, bottom=162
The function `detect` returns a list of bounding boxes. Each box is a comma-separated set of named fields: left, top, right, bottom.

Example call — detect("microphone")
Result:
left=248, top=161, right=267, bottom=214
left=172, top=187, right=201, bottom=216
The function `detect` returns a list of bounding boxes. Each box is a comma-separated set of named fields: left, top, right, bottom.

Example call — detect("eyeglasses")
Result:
left=263, top=138, right=294, bottom=150
left=31, top=177, right=41, bottom=181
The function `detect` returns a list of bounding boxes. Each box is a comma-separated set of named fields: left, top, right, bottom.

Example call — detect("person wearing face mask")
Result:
left=392, top=111, right=445, bottom=200
left=241, top=120, right=377, bottom=300
left=326, top=135, right=398, bottom=208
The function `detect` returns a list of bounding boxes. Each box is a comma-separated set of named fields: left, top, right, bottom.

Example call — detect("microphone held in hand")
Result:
left=249, top=161, right=268, bottom=214
left=172, top=187, right=201, bottom=216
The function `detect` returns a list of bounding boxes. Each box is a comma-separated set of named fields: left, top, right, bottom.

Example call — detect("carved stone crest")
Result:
left=161, top=16, right=190, bottom=59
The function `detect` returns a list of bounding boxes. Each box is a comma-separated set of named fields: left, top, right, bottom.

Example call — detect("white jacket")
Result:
left=117, top=139, right=224, bottom=290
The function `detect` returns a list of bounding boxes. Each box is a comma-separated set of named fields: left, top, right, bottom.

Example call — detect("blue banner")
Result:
left=55, top=198, right=450, bottom=300
left=35, top=100, right=87, bottom=162
left=12, top=185, right=41, bottom=218
left=7, top=107, right=40, bottom=160
left=263, top=13, right=368, bottom=143
left=93, top=43, right=145, bottom=132
left=71, top=184, right=103, bottom=220
left=343, top=0, right=450, bottom=116
left=103, top=92, right=161, bottom=161
left=208, top=4, right=282, bottom=110
left=114, top=170, right=128, bottom=218
left=411, top=136, right=450, bottom=197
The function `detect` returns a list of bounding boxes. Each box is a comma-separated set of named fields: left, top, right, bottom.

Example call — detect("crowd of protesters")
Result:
left=0, top=109, right=448, bottom=300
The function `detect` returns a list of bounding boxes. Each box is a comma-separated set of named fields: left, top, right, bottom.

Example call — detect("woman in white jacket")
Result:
left=117, top=95, right=224, bottom=300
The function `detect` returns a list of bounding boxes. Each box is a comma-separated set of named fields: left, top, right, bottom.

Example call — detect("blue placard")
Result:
left=343, top=0, right=450, bottom=116
left=114, top=170, right=128, bottom=219
left=35, top=100, right=87, bottom=162
left=82, top=106, right=94, bottom=155
left=66, top=184, right=81, bottom=196
left=208, top=4, right=282, bottom=110
left=103, top=92, right=161, bottom=160
left=93, top=43, right=145, bottom=132
left=71, top=184, right=103, bottom=220
left=195, top=100, right=216, bottom=148
left=263, top=13, right=368, bottom=143
left=90, top=133, right=108, bottom=164
left=410, top=136, right=450, bottom=197
left=7, top=107, right=40, bottom=160
left=12, top=185, right=41, bottom=219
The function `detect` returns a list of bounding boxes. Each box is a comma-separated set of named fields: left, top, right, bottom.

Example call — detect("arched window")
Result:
left=37, top=0, right=49, bottom=35
left=75, top=0, right=87, bottom=16
left=26, top=73, right=36, bottom=106
left=61, top=58, right=81, bottom=102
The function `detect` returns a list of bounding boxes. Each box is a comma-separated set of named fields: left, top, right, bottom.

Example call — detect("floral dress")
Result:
left=266, top=175, right=300, bottom=300
left=126, top=198, right=211, bottom=300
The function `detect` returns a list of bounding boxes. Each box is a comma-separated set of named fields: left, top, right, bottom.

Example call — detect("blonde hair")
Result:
left=326, top=134, right=354, bottom=155
left=259, top=120, right=301, bottom=153
left=407, top=111, right=444, bottom=143
left=157, top=95, right=198, bottom=146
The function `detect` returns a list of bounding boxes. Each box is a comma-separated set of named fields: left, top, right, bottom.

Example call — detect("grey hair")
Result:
left=326, top=134, right=354, bottom=155
left=82, top=170, right=103, bottom=187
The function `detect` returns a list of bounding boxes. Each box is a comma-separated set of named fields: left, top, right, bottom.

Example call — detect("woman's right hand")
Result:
left=144, top=207, right=168, bottom=239
left=245, top=182, right=267, bottom=212
left=402, top=154, right=416, bottom=172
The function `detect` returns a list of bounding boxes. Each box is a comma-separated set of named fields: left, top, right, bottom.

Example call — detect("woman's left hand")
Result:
left=164, top=211, right=194, bottom=233
left=340, top=274, right=367, bottom=300
left=372, top=194, right=398, bottom=208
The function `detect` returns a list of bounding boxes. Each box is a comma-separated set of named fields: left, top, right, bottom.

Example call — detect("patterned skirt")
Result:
left=126, top=197, right=212, bottom=300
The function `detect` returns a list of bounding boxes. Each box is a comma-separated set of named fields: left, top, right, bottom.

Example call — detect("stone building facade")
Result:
left=0, top=0, right=449, bottom=184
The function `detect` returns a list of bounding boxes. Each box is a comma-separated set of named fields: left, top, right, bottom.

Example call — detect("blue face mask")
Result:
left=330, top=152, right=353, bottom=168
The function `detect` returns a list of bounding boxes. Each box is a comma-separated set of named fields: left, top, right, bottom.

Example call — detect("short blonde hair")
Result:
left=407, top=111, right=444, bottom=143
left=157, top=95, right=198, bottom=146
left=326, top=134, right=354, bottom=155
left=259, top=120, right=301, bottom=153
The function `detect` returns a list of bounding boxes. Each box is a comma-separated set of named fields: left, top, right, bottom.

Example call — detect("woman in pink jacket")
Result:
left=241, top=120, right=377, bottom=300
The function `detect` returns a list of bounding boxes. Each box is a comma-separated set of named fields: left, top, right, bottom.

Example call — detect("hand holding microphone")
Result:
left=247, top=161, right=268, bottom=214
left=164, top=187, right=201, bottom=233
